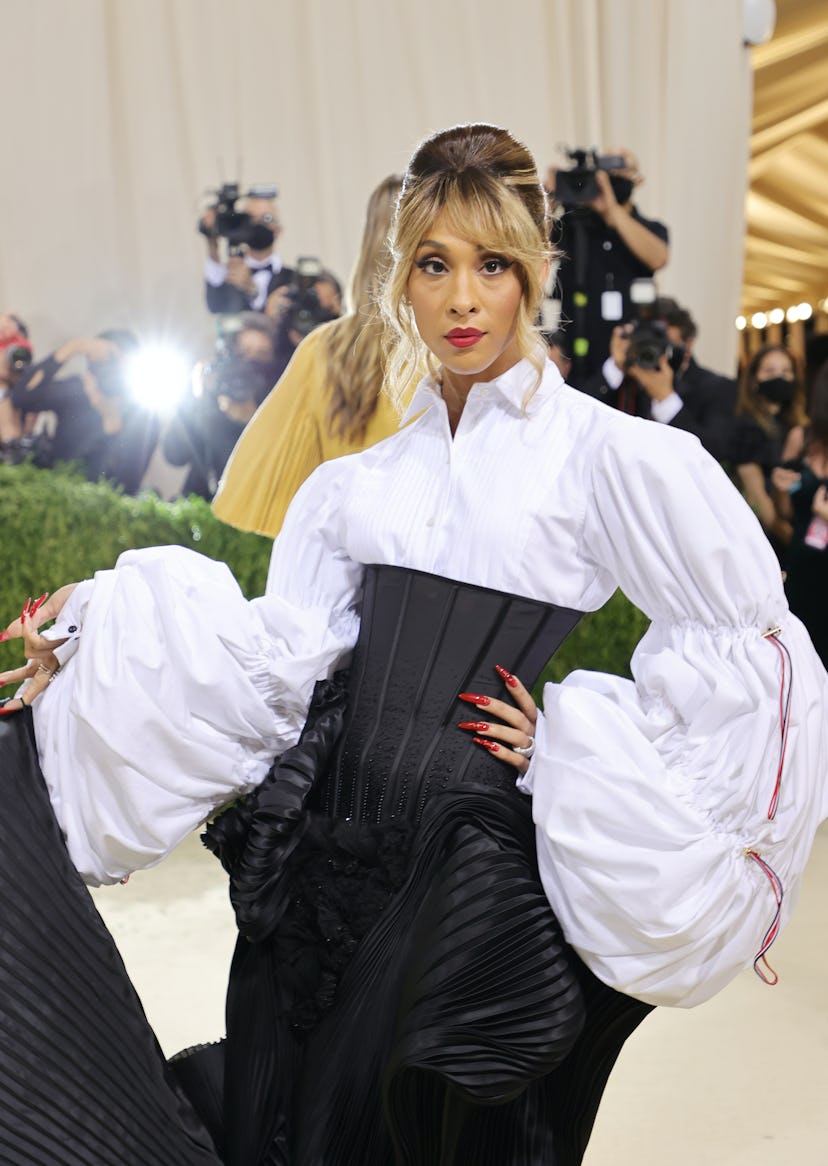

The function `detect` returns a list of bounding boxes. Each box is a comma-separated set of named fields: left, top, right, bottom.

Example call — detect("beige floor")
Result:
left=91, top=821, right=828, bottom=1165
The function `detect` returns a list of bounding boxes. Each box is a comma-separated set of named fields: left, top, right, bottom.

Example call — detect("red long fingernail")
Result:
left=473, top=736, right=500, bottom=753
left=30, top=593, right=48, bottom=616
left=495, top=665, right=519, bottom=688
left=458, top=693, right=491, bottom=706
left=0, top=631, right=9, bottom=642
left=21, top=598, right=31, bottom=621
left=458, top=721, right=490, bottom=731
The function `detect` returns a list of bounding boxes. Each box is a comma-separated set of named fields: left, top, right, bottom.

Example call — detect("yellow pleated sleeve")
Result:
left=211, top=321, right=401, bottom=538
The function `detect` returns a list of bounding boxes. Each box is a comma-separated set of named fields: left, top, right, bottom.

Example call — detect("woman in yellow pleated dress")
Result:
left=211, top=174, right=404, bottom=538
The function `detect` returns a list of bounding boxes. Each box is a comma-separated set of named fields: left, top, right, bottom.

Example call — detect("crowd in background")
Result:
left=1, top=149, right=826, bottom=666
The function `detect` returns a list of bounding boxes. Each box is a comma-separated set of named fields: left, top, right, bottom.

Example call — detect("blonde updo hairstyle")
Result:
left=381, top=124, right=553, bottom=411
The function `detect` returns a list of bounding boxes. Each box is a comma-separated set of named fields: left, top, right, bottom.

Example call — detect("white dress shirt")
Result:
left=32, top=358, right=827, bottom=1009
left=204, top=254, right=283, bottom=311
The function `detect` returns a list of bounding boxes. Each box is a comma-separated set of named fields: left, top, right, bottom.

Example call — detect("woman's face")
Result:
left=754, top=349, right=795, bottom=414
left=406, top=210, right=524, bottom=390
left=756, top=349, right=795, bottom=384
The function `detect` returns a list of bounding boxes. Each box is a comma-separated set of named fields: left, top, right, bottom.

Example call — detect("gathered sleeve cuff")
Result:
left=529, top=423, right=828, bottom=1007
left=33, top=464, right=363, bottom=886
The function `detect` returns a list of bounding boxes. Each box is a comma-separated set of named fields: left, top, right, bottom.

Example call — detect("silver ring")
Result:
left=512, top=736, right=535, bottom=759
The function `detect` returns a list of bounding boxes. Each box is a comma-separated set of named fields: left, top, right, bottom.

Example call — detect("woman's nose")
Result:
left=448, top=270, right=478, bottom=315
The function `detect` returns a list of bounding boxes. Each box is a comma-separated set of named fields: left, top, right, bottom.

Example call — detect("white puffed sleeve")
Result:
left=528, top=422, right=828, bottom=1007
left=33, top=461, right=363, bottom=887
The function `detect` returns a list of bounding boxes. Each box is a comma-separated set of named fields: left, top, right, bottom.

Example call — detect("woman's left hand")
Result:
left=813, top=484, right=828, bottom=520
left=458, top=665, right=539, bottom=775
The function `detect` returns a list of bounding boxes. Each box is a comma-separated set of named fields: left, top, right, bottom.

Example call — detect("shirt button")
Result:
left=425, top=517, right=435, bottom=527
left=603, top=240, right=613, bottom=251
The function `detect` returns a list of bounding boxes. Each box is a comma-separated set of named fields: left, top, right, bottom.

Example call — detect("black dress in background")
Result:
left=784, top=466, right=828, bottom=667
left=728, top=413, right=789, bottom=562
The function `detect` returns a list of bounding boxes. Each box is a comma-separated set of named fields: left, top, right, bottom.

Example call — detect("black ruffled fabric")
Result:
left=268, top=815, right=414, bottom=1034
left=203, top=672, right=349, bottom=943
left=200, top=783, right=588, bottom=1166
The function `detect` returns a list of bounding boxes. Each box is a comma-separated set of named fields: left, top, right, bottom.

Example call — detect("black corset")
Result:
left=310, top=565, right=583, bottom=824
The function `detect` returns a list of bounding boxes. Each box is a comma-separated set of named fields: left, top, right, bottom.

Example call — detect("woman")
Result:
left=1, top=125, right=826, bottom=1166
left=729, top=343, right=808, bottom=559
left=773, top=359, right=828, bottom=666
left=211, top=175, right=404, bottom=537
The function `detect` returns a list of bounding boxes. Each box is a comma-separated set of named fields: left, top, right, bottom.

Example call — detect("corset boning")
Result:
left=309, top=564, right=584, bottom=824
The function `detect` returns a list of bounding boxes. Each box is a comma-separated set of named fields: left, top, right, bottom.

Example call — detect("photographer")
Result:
left=10, top=330, right=159, bottom=492
left=546, top=148, right=669, bottom=386
left=264, top=260, right=342, bottom=381
left=583, top=295, right=737, bottom=463
left=0, top=313, right=34, bottom=462
left=162, top=313, right=282, bottom=499
left=199, top=184, right=295, bottom=315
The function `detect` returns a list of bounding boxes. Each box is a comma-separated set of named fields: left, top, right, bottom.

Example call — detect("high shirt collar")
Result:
left=400, top=356, right=564, bottom=426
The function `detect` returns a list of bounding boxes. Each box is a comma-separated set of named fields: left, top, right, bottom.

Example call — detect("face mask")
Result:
left=609, top=175, right=635, bottom=205
left=756, top=376, right=795, bottom=407
left=245, top=222, right=276, bottom=251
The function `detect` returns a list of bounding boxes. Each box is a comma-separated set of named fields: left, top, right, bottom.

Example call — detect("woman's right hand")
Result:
left=0, top=585, right=78, bottom=713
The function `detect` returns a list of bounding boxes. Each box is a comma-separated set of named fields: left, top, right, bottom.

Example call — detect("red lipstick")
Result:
left=446, top=328, right=484, bottom=348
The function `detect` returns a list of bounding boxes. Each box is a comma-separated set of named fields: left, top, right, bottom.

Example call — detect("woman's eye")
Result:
left=415, top=257, right=447, bottom=275
left=482, top=257, right=512, bottom=275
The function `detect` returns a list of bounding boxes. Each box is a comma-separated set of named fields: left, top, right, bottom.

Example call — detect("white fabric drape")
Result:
left=2, top=1, right=748, bottom=374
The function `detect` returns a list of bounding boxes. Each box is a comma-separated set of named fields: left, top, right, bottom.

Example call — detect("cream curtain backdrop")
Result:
left=1, top=0, right=750, bottom=377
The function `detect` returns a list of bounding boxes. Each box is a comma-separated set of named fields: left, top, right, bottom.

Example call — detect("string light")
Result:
left=736, top=299, right=825, bottom=330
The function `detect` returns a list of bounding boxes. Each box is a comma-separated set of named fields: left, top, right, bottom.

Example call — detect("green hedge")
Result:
left=0, top=463, right=271, bottom=671
left=0, top=463, right=649, bottom=686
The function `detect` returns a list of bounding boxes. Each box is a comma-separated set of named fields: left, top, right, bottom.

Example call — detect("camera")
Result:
left=554, top=149, right=627, bottom=207
left=6, top=345, right=31, bottom=376
left=206, top=346, right=274, bottom=404
left=280, top=257, right=339, bottom=340
left=201, top=182, right=279, bottom=255
left=625, top=319, right=672, bottom=371
left=0, top=431, right=49, bottom=466
left=623, top=279, right=673, bottom=372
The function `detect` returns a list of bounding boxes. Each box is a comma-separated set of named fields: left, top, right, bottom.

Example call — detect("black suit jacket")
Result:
left=205, top=264, right=295, bottom=315
left=581, top=356, right=737, bottom=462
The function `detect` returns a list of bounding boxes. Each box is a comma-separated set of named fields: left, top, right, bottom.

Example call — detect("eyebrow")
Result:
left=415, top=239, right=487, bottom=252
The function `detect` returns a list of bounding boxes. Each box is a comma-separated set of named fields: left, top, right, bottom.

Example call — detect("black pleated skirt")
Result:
left=0, top=710, right=221, bottom=1166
